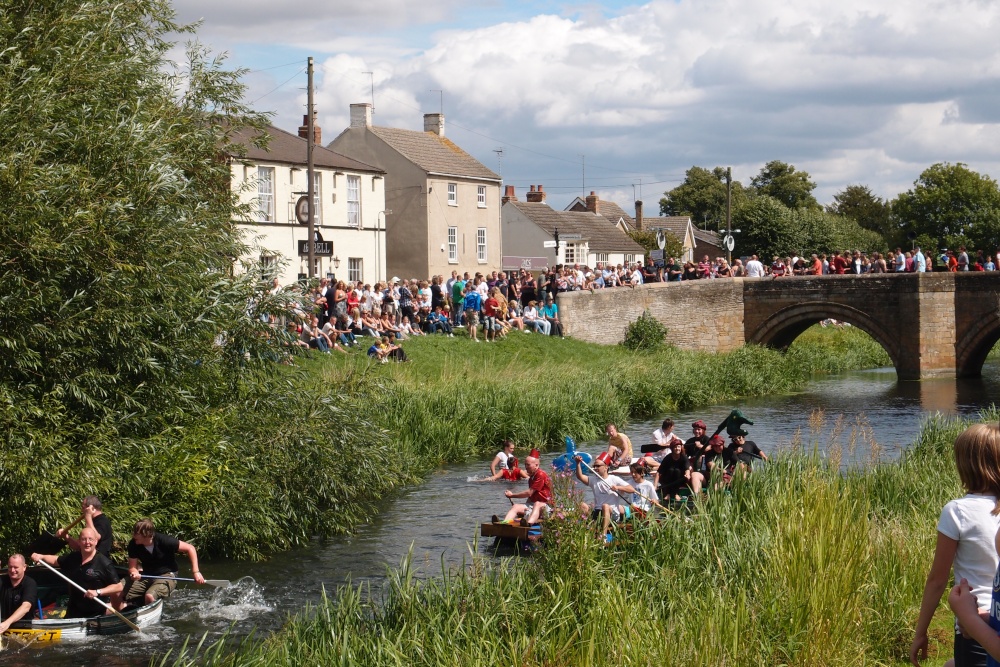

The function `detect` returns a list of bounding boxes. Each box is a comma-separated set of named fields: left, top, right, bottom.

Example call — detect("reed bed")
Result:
left=162, top=411, right=978, bottom=667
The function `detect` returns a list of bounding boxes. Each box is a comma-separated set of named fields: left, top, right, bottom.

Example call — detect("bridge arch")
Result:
left=747, top=301, right=901, bottom=373
left=955, top=312, right=1000, bottom=378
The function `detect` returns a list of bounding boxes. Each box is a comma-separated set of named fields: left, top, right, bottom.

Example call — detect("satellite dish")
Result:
left=723, top=234, right=735, bottom=252
left=656, top=230, right=666, bottom=250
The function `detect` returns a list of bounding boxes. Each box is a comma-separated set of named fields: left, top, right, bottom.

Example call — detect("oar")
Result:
left=25, top=514, right=87, bottom=555
left=140, top=574, right=230, bottom=588
left=639, top=443, right=668, bottom=454
left=33, top=559, right=141, bottom=633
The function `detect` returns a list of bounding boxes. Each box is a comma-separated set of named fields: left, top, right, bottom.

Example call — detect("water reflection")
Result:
left=24, top=362, right=1000, bottom=666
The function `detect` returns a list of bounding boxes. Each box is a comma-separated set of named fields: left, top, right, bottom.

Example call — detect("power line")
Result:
left=250, top=66, right=306, bottom=105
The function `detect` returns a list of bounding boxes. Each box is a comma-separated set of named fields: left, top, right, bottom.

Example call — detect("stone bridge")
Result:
left=557, top=273, right=1000, bottom=380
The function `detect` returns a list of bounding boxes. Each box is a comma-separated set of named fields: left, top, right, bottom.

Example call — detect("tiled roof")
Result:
left=508, top=201, right=645, bottom=254
left=370, top=126, right=500, bottom=181
left=648, top=216, right=692, bottom=244
left=229, top=125, right=382, bottom=173
left=596, top=200, right=636, bottom=230
left=694, top=228, right=722, bottom=248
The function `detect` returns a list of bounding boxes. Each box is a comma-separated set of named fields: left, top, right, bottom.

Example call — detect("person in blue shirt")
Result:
left=462, top=287, right=483, bottom=342
left=541, top=296, right=563, bottom=338
left=427, top=306, right=453, bottom=336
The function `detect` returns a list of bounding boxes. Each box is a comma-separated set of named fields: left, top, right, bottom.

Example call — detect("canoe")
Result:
left=1, top=565, right=163, bottom=643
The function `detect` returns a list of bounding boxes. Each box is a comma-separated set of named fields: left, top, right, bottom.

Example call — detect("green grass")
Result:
left=159, top=411, right=982, bottom=667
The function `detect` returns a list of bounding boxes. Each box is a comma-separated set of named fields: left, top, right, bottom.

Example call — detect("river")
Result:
left=10, top=362, right=1000, bottom=666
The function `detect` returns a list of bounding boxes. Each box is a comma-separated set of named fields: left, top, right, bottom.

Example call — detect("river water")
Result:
left=11, top=363, right=1000, bottom=666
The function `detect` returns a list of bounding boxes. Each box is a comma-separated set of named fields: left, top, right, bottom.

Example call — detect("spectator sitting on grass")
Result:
left=426, top=306, right=454, bottom=335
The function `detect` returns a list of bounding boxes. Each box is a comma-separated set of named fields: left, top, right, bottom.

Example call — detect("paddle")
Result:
left=639, top=443, right=667, bottom=454
left=140, top=574, right=230, bottom=588
left=25, top=514, right=87, bottom=555
left=33, top=559, right=141, bottom=633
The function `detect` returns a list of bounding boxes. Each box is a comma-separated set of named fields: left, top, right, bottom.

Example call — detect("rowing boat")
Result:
left=1, top=565, right=162, bottom=643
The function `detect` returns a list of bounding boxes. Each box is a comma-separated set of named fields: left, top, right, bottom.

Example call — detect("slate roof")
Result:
left=370, top=126, right=500, bottom=181
left=229, top=125, right=382, bottom=173
left=694, top=228, right=722, bottom=249
left=507, top=201, right=645, bottom=254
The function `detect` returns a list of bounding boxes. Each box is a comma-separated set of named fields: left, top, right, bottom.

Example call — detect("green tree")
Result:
left=892, top=163, right=1000, bottom=252
left=628, top=229, right=683, bottom=258
left=660, top=166, right=745, bottom=226
left=827, top=185, right=893, bottom=242
left=750, top=160, right=820, bottom=210
left=733, top=196, right=801, bottom=260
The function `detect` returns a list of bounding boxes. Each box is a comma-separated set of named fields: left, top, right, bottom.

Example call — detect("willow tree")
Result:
left=0, top=1, right=277, bottom=433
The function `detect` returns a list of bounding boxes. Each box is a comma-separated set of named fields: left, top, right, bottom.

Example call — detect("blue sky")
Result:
left=173, top=0, right=1000, bottom=219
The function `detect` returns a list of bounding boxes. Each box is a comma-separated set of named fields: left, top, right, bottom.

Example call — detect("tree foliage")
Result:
left=828, top=185, right=893, bottom=243
left=660, top=166, right=745, bottom=226
left=892, top=163, right=1000, bottom=252
left=0, top=0, right=401, bottom=558
left=750, top=160, right=820, bottom=210
left=628, top=229, right=683, bottom=259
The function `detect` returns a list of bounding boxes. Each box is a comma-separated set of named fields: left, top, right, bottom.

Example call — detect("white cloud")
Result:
left=182, top=0, right=1000, bottom=209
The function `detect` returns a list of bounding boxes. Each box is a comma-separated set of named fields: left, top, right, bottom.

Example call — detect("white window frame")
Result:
left=448, top=183, right=457, bottom=206
left=477, top=228, right=487, bottom=263
left=257, top=166, right=275, bottom=222
left=596, top=252, right=609, bottom=264
left=348, top=258, right=363, bottom=283
left=313, top=172, right=323, bottom=224
left=564, top=242, right=577, bottom=264
left=477, top=185, right=486, bottom=208
left=347, top=175, right=361, bottom=228
left=448, top=226, right=458, bottom=263
left=624, top=253, right=638, bottom=265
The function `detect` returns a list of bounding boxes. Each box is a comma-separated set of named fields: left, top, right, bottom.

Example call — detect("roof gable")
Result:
left=369, top=126, right=500, bottom=181
left=507, top=201, right=645, bottom=254
left=230, top=125, right=382, bottom=173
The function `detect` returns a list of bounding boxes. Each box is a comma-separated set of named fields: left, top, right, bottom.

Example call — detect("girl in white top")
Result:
left=911, top=422, right=1000, bottom=667
left=490, top=440, right=515, bottom=477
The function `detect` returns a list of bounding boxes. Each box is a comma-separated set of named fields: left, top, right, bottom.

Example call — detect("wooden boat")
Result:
left=1, top=565, right=162, bottom=643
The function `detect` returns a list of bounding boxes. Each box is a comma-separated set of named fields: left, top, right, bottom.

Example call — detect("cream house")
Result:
left=328, top=104, right=502, bottom=280
left=229, top=117, right=387, bottom=286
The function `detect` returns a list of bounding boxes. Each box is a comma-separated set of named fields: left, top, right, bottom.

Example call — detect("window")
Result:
left=477, top=185, right=486, bottom=208
left=448, top=183, right=457, bottom=206
left=348, top=258, right=363, bottom=283
left=624, top=253, right=638, bottom=265
left=477, top=228, right=487, bottom=262
left=347, top=175, right=361, bottom=228
left=564, top=243, right=577, bottom=264
left=257, top=166, right=275, bottom=222
left=448, top=227, right=458, bottom=263
left=313, top=172, right=322, bottom=224
left=596, top=253, right=609, bottom=264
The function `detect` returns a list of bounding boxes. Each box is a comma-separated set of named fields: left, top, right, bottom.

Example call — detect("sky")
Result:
left=171, top=0, right=1000, bottom=226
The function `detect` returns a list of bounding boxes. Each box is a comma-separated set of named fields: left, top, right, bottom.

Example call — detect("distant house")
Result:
left=229, top=116, right=387, bottom=286
left=502, top=186, right=644, bottom=270
left=328, top=104, right=502, bottom=280
left=565, top=194, right=649, bottom=233
left=641, top=215, right=721, bottom=263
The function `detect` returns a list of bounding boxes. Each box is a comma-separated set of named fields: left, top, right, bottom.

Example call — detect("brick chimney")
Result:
left=424, top=113, right=445, bottom=137
left=585, top=191, right=600, bottom=214
left=635, top=200, right=644, bottom=231
left=526, top=184, right=547, bottom=203
left=350, top=103, right=372, bottom=128
left=298, top=112, right=321, bottom=144
left=502, top=185, right=517, bottom=204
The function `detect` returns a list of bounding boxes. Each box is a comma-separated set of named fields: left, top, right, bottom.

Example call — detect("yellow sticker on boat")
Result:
left=5, top=628, right=62, bottom=642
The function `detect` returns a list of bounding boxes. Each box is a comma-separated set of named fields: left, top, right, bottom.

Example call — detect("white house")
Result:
left=229, top=116, right=388, bottom=286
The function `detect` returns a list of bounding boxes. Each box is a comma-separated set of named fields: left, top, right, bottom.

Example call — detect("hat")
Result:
left=709, top=435, right=725, bottom=447
left=692, top=420, right=707, bottom=429
left=391, top=276, right=400, bottom=283
left=529, top=448, right=541, bottom=459
left=595, top=452, right=612, bottom=466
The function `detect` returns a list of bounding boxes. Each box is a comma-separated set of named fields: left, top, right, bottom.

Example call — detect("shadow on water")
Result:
left=20, top=362, right=1000, bottom=666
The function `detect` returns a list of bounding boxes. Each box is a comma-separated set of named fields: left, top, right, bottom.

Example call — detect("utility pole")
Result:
left=307, top=56, right=316, bottom=279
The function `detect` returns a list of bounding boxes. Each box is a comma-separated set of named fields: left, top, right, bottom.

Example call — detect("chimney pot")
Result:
left=298, top=112, right=321, bottom=145
left=350, top=103, right=372, bottom=129
left=424, top=113, right=445, bottom=137
left=526, top=184, right=547, bottom=203
left=502, top=185, right=517, bottom=204
left=585, top=191, right=599, bottom=214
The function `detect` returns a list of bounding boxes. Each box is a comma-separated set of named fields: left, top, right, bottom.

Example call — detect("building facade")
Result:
left=328, top=104, right=502, bottom=280
left=230, top=118, right=387, bottom=286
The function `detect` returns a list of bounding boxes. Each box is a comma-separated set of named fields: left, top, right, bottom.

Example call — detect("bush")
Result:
left=621, top=310, right=668, bottom=351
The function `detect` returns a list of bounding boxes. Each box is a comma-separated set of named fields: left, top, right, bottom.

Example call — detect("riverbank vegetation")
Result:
left=162, top=411, right=978, bottom=667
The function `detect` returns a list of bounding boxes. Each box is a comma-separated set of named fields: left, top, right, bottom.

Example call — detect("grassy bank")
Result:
left=316, top=325, right=891, bottom=464
left=161, top=412, right=979, bottom=667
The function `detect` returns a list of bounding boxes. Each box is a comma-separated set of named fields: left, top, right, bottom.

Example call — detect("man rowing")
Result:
left=495, top=452, right=552, bottom=526
left=0, top=554, right=37, bottom=633
left=122, top=519, right=205, bottom=608
left=605, top=423, right=634, bottom=469
left=57, top=495, right=113, bottom=558
left=32, top=527, right=122, bottom=618
left=575, top=453, right=636, bottom=539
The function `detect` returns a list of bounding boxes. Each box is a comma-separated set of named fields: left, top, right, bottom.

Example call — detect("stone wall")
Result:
left=557, top=279, right=745, bottom=353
